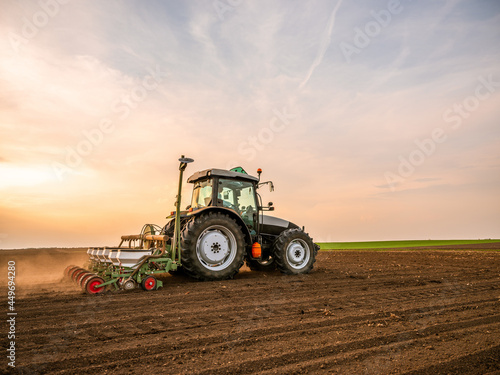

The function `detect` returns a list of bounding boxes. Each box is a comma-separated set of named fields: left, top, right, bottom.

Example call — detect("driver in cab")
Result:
left=217, top=185, right=235, bottom=210
left=217, top=183, right=254, bottom=226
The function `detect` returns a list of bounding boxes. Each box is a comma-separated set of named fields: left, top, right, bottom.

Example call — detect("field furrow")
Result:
left=1, top=249, right=499, bottom=374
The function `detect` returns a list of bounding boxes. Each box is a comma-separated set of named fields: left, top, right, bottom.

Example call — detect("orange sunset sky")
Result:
left=1, top=0, right=499, bottom=249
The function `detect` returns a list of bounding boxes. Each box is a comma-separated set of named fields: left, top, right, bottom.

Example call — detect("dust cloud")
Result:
left=0, top=248, right=88, bottom=290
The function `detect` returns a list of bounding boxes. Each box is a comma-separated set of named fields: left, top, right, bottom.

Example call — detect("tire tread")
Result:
left=273, top=228, right=318, bottom=275
left=180, top=212, right=245, bottom=281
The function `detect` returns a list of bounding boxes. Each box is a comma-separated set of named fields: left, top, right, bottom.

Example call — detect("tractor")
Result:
left=64, top=156, right=318, bottom=293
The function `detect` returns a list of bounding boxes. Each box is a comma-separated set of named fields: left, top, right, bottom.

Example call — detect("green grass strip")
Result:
left=318, top=239, right=500, bottom=250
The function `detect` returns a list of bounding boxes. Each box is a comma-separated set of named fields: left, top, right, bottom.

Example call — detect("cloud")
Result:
left=0, top=0, right=499, bottom=248
left=299, top=0, right=343, bottom=90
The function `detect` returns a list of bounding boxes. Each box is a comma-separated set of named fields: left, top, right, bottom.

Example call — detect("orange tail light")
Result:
left=251, top=242, right=262, bottom=258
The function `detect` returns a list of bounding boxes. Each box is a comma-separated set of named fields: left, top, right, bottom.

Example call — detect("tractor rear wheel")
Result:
left=168, top=266, right=186, bottom=276
left=180, top=212, right=245, bottom=281
left=273, top=228, right=317, bottom=274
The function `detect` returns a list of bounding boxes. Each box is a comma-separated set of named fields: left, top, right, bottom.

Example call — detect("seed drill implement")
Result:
left=64, top=156, right=318, bottom=294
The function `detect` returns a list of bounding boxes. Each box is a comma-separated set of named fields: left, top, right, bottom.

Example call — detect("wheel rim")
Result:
left=144, top=277, right=155, bottom=290
left=123, top=279, right=136, bottom=290
left=286, top=239, right=311, bottom=270
left=86, top=278, right=105, bottom=294
left=196, top=225, right=237, bottom=271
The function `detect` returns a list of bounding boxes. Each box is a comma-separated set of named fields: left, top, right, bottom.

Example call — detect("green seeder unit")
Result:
left=64, top=224, right=177, bottom=294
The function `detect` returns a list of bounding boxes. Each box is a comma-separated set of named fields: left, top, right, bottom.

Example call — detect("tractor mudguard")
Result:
left=187, top=206, right=253, bottom=248
left=259, top=214, right=299, bottom=236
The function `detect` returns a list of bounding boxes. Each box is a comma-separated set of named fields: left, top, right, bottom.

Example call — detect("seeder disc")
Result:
left=72, top=269, right=88, bottom=282
left=68, top=267, right=83, bottom=279
left=64, top=265, right=77, bottom=277
left=84, top=276, right=106, bottom=295
left=76, top=271, right=91, bottom=285
left=79, top=273, right=95, bottom=289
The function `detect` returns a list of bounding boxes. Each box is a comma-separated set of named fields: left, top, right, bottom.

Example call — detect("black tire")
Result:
left=180, top=212, right=245, bottom=281
left=141, top=275, right=157, bottom=291
left=273, top=228, right=317, bottom=274
left=168, top=267, right=186, bottom=276
left=245, top=256, right=276, bottom=272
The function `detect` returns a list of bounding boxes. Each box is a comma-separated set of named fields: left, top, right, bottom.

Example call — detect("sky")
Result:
left=1, top=0, right=499, bottom=249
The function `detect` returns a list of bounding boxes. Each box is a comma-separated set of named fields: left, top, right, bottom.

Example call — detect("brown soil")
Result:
left=1, top=245, right=499, bottom=374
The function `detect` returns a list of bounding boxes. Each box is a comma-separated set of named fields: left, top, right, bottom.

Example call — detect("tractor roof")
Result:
left=187, top=168, right=259, bottom=183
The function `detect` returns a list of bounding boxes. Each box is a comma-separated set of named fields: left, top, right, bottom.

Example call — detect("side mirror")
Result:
left=258, top=180, right=274, bottom=191
left=260, top=202, right=274, bottom=211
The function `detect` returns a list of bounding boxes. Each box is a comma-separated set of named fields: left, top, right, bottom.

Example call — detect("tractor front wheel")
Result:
left=180, top=212, right=245, bottom=281
left=273, top=229, right=317, bottom=274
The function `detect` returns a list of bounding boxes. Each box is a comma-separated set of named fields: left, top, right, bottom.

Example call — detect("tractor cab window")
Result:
left=218, top=179, right=257, bottom=227
left=191, top=179, right=213, bottom=209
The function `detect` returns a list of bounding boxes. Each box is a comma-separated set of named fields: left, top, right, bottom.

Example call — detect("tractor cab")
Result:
left=183, top=163, right=317, bottom=279
left=187, top=168, right=260, bottom=230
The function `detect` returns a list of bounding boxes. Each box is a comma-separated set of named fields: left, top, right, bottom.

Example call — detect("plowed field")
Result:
left=1, top=246, right=499, bottom=374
